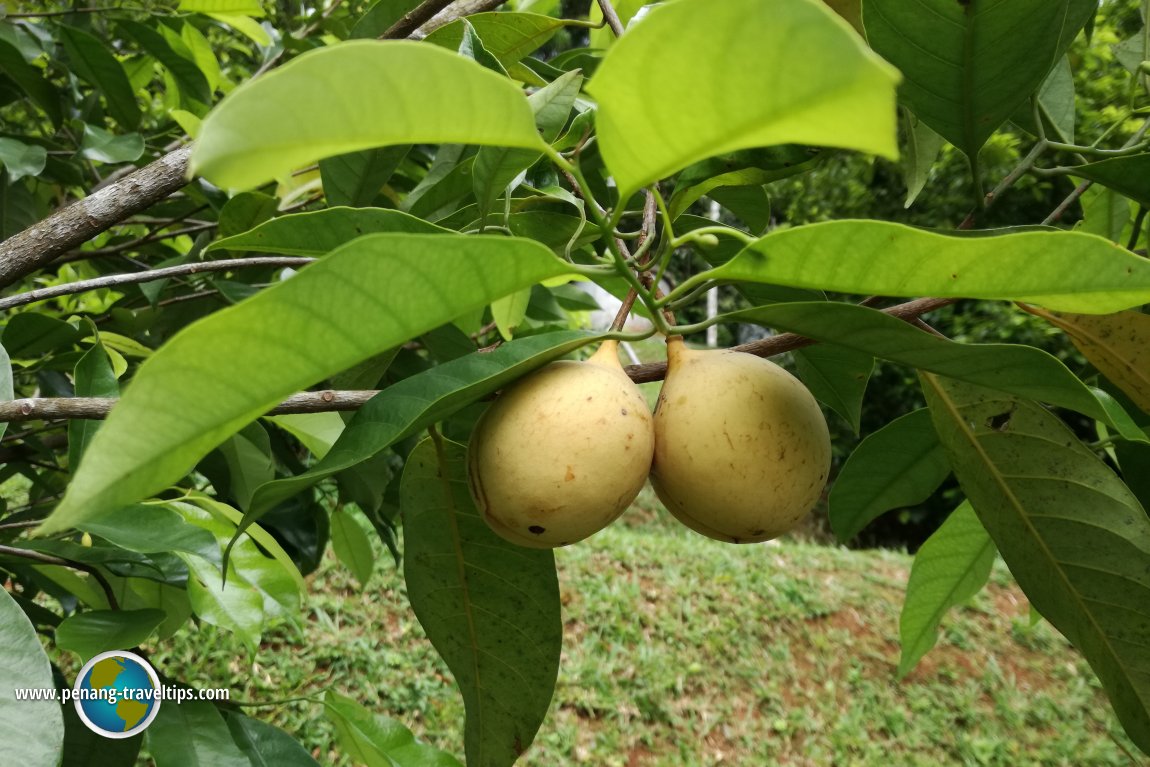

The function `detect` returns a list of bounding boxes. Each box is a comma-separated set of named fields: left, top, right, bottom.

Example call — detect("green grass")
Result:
left=143, top=495, right=1143, bottom=767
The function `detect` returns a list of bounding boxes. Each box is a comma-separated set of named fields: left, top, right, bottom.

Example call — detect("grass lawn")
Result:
left=145, top=490, right=1143, bottom=767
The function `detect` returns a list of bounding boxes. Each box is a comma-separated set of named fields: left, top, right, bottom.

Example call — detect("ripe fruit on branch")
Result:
left=467, top=340, right=655, bottom=548
left=650, top=337, right=831, bottom=543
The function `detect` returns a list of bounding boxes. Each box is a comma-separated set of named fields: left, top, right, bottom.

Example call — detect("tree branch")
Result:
left=0, top=297, right=957, bottom=422
left=0, top=257, right=315, bottom=311
left=412, top=0, right=508, bottom=36
left=0, top=544, right=120, bottom=610
left=0, top=145, right=195, bottom=290
left=382, top=0, right=464, bottom=39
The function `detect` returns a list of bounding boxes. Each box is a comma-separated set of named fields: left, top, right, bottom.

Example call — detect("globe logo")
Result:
left=72, top=651, right=162, bottom=738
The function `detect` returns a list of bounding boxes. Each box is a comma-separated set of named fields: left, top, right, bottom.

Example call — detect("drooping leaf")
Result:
left=324, top=691, right=463, bottom=767
left=245, top=330, right=603, bottom=521
left=587, top=0, right=899, bottom=198
left=901, top=108, right=945, bottom=208
left=55, top=609, right=166, bottom=661
left=330, top=507, right=375, bottom=587
left=40, top=234, right=568, bottom=534
left=0, top=137, right=47, bottom=182
left=714, top=221, right=1150, bottom=313
left=191, top=41, right=544, bottom=190
left=791, top=344, right=873, bottom=434
left=59, top=25, right=142, bottom=129
left=223, top=712, right=320, bottom=767
left=182, top=554, right=265, bottom=652
left=864, top=0, right=1095, bottom=157
left=1040, top=310, right=1150, bottom=415
left=206, top=207, right=449, bottom=256
left=0, top=586, right=64, bottom=767
left=828, top=409, right=952, bottom=541
left=1071, top=155, right=1150, bottom=209
left=921, top=374, right=1150, bottom=752
left=898, top=500, right=996, bottom=676
left=68, top=337, right=119, bottom=471
left=0, top=37, right=61, bottom=125
left=118, top=20, right=212, bottom=108
left=147, top=699, right=251, bottom=767
left=726, top=302, right=1112, bottom=423
left=61, top=700, right=142, bottom=767
left=401, top=437, right=561, bottom=766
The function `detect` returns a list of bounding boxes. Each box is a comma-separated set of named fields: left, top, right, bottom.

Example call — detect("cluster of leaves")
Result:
left=2, top=0, right=1150, bottom=765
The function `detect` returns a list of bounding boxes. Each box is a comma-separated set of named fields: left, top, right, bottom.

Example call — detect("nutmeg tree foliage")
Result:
left=2, top=0, right=1150, bottom=764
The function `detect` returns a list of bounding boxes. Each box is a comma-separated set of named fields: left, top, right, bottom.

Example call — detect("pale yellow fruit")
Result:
left=467, top=340, right=655, bottom=548
left=651, top=337, right=831, bottom=543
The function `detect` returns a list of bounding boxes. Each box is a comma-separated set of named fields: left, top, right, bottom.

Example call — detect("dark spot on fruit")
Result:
left=565, top=466, right=575, bottom=481
left=621, top=407, right=628, bottom=416
left=750, top=529, right=765, bottom=537
left=529, top=525, right=546, bottom=535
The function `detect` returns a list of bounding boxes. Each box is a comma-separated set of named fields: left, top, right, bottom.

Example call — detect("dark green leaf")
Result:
left=2, top=313, right=81, bottom=358
left=62, top=699, right=142, bottom=767
left=791, top=344, right=873, bottom=434
left=728, top=302, right=1112, bottom=423
left=828, top=409, right=952, bottom=541
left=80, top=504, right=221, bottom=563
left=223, top=711, right=320, bottom=767
left=320, top=147, right=409, bottom=208
left=350, top=0, right=423, bottom=38
left=59, top=25, right=141, bottom=129
left=864, top=0, right=1094, bottom=157
left=330, top=507, right=375, bottom=587
left=147, top=699, right=250, bottom=767
left=0, top=37, right=61, bottom=125
left=68, top=338, right=119, bottom=471
left=1011, top=55, right=1075, bottom=143
left=246, top=330, right=602, bottom=520
left=56, top=609, right=165, bottom=660
left=0, top=586, right=64, bottom=767
left=921, top=374, right=1150, bottom=752
left=898, top=500, right=996, bottom=676
left=1072, top=155, right=1150, bottom=209
left=217, top=191, right=279, bottom=240
left=118, top=20, right=212, bottom=107
left=402, top=437, right=561, bottom=766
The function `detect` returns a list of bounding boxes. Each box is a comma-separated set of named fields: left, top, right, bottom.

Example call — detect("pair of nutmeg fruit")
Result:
left=466, top=337, right=831, bottom=548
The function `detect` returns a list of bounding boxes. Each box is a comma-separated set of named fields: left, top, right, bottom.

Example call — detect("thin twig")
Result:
left=0, top=257, right=314, bottom=311
left=0, top=544, right=119, bottom=610
left=595, top=0, right=627, bottom=36
left=382, top=0, right=461, bottom=39
left=1042, top=179, right=1093, bottom=226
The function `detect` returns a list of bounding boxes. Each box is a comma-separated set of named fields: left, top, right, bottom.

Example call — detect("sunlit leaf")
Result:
left=588, top=0, right=899, bottom=197
left=716, top=221, right=1150, bottom=313
left=191, top=41, right=544, bottom=190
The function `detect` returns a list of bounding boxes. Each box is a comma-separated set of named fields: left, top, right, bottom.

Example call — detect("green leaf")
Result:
left=80, top=124, right=145, bottom=164
left=668, top=146, right=820, bottom=222
left=0, top=37, right=61, bottom=125
left=191, top=41, right=544, bottom=191
left=1071, top=155, right=1150, bottom=209
left=217, top=423, right=275, bottom=510
left=178, top=0, right=265, bottom=15
left=491, top=288, right=531, bottom=340
left=726, top=302, right=1112, bottom=423
left=218, top=191, right=278, bottom=241
left=69, top=337, right=119, bottom=471
left=183, top=554, right=265, bottom=652
left=224, top=712, right=320, bottom=767
left=41, top=233, right=567, bottom=535
left=401, top=437, right=561, bottom=766
left=320, top=147, right=409, bottom=208
left=80, top=504, right=221, bottom=562
left=1012, top=55, right=1076, bottom=143
left=0, top=586, right=64, bottom=767
left=715, top=220, right=1150, bottom=314
left=206, top=207, right=449, bottom=256
left=59, top=24, right=142, bottom=130
left=828, top=409, right=951, bottom=541
left=55, top=609, right=165, bottom=661
left=587, top=0, right=899, bottom=198
left=901, top=108, right=945, bottom=208
left=184, top=495, right=306, bottom=594
left=2, top=313, right=81, bottom=357
left=0, top=341, right=12, bottom=443
left=921, top=374, right=1150, bottom=753
left=898, top=500, right=996, bottom=676
left=350, top=0, right=422, bottom=38
left=791, top=344, right=873, bottom=434
left=118, top=20, right=212, bottom=108
left=426, top=12, right=567, bottom=66
left=1076, top=184, right=1132, bottom=243
left=0, top=137, right=47, bottom=182
left=266, top=411, right=346, bottom=459
left=330, top=507, right=375, bottom=588
left=246, top=330, right=603, bottom=520
left=147, top=699, right=251, bottom=767
left=864, top=0, right=1094, bottom=158
left=324, top=691, right=463, bottom=767
left=62, top=700, right=142, bottom=766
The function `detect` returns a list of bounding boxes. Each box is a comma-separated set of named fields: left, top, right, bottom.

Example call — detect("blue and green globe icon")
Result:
left=73, top=651, right=161, bottom=738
